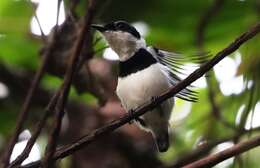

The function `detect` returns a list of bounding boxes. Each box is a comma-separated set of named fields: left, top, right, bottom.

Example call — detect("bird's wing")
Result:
left=147, top=46, right=210, bottom=102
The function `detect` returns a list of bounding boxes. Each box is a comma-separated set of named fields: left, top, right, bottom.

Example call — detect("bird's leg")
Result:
left=128, top=109, right=146, bottom=125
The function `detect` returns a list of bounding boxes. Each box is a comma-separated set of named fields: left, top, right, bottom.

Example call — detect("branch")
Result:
left=8, top=91, right=60, bottom=168
left=68, top=0, right=80, bottom=18
left=29, top=1, right=46, bottom=41
left=170, top=136, right=234, bottom=168
left=21, top=22, right=260, bottom=168
left=183, top=135, right=260, bottom=168
left=196, top=0, right=225, bottom=48
left=237, top=83, right=255, bottom=132
left=169, top=126, right=260, bottom=167
left=2, top=9, right=60, bottom=168
left=6, top=1, right=64, bottom=167
left=41, top=0, right=97, bottom=167
left=3, top=48, right=51, bottom=168
left=196, top=0, right=237, bottom=130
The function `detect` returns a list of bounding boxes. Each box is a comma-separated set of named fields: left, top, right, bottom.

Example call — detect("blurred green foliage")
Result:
left=0, top=0, right=259, bottom=167
left=0, top=0, right=40, bottom=70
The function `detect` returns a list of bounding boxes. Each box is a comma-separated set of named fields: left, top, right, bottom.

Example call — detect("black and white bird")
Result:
left=92, top=21, right=206, bottom=152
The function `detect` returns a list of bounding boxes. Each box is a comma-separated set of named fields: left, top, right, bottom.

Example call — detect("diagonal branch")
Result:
left=20, top=22, right=260, bottom=168
left=41, top=0, right=97, bottom=167
left=170, top=136, right=234, bottom=168
left=29, top=1, right=46, bottom=41
left=196, top=0, right=225, bottom=48
left=7, top=91, right=60, bottom=168
left=2, top=47, right=47, bottom=168
left=6, top=1, right=64, bottom=167
left=183, top=135, right=260, bottom=168
left=2, top=4, right=61, bottom=166
left=196, top=0, right=237, bottom=130
left=169, top=126, right=260, bottom=168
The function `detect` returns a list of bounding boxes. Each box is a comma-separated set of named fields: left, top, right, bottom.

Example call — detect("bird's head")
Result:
left=91, top=21, right=146, bottom=61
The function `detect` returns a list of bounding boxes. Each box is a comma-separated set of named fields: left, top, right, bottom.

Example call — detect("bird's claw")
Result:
left=151, top=96, right=159, bottom=102
left=128, top=109, right=135, bottom=125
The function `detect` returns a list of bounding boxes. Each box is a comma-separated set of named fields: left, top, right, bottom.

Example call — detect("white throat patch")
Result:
left=103, top=31, right=146, bottom=61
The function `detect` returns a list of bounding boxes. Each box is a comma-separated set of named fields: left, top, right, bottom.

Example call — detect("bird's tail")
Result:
left=155, top=132, right=169, bottom=152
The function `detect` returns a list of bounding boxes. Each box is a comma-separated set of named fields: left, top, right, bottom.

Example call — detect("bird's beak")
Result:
left=91, top=24, right=106, bottom=32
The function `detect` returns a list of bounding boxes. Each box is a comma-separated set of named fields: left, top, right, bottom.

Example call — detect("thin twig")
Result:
left=41, top=0, right=97, bottom=167
left=2, top=17, right=57, bottom=168
left=56, top=0, right=62, bottom=28
left=2, top=51, right=47, bottom=168
left=68, top=0, right=80, bottom=18
left=169, top=126, right=260, bottom=168
left=29, top=1, right=46, bottom=41
left=196, top=0, right=237, bottom=130
left=238, top=83, right=255, bottom=132
left=196, top=0, right=225, bottom=47
left=183, top=135, right=260, bottom=168
left=21, top=22, right=260, bottom=168
left=7, top=91, right=60, bottom=168
left=170, top=137, right=234, bottom=168
left=6, top=1, right=63, bottom=166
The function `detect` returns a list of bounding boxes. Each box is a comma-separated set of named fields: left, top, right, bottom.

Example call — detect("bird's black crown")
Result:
left=100, top=21, right=141, bottom=39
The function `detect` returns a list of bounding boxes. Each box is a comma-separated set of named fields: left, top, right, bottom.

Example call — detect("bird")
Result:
left=91, top=21, right=207, bottom=152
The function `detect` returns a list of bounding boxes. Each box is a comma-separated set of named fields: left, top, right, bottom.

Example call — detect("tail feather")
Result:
left=155, top=132, right=169, bottom=152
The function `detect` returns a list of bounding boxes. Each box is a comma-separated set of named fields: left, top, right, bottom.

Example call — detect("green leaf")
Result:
left=0, top=34, right=40, bottom=70
left=0, top=0, right=33, bottom=34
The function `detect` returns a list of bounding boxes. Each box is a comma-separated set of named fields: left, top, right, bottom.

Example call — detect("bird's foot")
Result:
left=151, top=96, right=159, bottom=102
left=128, top=109, right=135, bottom=124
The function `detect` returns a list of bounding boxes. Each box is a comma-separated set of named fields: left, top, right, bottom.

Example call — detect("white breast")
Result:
left=116, top=63, right=171, bottom=110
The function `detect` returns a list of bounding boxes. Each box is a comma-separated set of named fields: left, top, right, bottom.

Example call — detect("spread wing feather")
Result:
left=148, top=46, right=210, bottom=102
